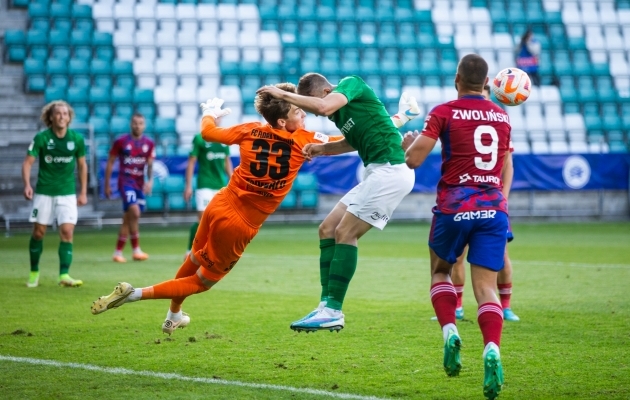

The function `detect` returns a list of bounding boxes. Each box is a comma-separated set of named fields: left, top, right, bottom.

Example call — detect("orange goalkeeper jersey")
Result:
left=201, top=116, right=338, bottom=221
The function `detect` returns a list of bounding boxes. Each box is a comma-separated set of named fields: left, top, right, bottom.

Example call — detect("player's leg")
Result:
left=129, top=189, right=148, bottom=260
left=113, top=212, right=129, bottom=262
left=498, top=221, right=519, bottom=321
left=188, top=189, right=212, bottom=255
left=467, top=214, right=508, bottom=400
left=428, top=212, right=468, bottom=377
left=186, top=211, right=203, bottom=256
left=56, top=195, right=82, bottom=287
left=432, top=249, right=466, bottom=320
left=292, top=163, right=414, bottom=332
left=27, top=194, right=53, bottom=287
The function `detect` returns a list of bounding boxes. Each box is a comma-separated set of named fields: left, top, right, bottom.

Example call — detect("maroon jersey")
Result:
left=421, top=95, right=511, bottom=214
left=109, top=134, right=155, bottom=191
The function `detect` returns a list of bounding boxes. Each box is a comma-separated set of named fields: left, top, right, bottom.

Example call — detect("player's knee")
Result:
left=32, top=225, right=46, bottom=240
left=318, top=220, right=334, bottom=239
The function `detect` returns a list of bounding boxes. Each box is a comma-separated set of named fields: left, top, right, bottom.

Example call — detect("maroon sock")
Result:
left=498, top=283, right=512, bottom=309
left=130, top=232, right=139, bottom=250
left=454, top=284, right=464, bottom=309
left=477, top=302, right=504, bottom=346
left=430, top=282, right=457, bottom=326
left=116, top=235, right=127, bottom=251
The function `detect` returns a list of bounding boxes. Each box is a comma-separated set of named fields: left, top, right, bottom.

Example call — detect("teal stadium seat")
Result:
left=28, top=3, right=49, bottom=19
left=49, top=30, right=70, bottom=46
left=167, top=193, right=187, bottom=211
left=279, top=190, right=297, bottom=209
left=92, top=32, right=113, bottom=47
left=68, top=58, right=89, bottom=76
left=44, top=87, right=66, bottom=103
left=72, top=3, right=92, bottom=19
left=88, top=117, right=109, bottom=136
left=74, top=46, right=92, bottom=61
left=71, top=30, right=92, bottom=47
left=91, top=59, right=112, bottom=76
left=5, top=30, right=26, bottom=62
left=110, top=117, right=129, bottom=135
left=154, top=118, right=176, bottom=135
left=54, top=19, right=72, bottom=33
left=50, top=3, right=71, bottom=19
left=163, top=176, right=185, bottom=194
left=145, top=195, right=165, bottom=211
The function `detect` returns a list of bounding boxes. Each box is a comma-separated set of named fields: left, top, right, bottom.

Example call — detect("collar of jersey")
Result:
left=460, top=95, right=485, bottom=99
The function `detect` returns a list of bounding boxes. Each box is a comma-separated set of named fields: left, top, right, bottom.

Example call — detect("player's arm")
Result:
left=22, top=155, right=36, bottom=200
left=104, top=152, right=117, bottom=199
left=76, top=156, right=88, bottom=206
left=302, top=136, right=355, bottom=161
left=501, top=151, right=514, bottom=199
left=144, top=156, right=154, bottom=195
left=391, top=92, right=421, bottom=128
left=257, top=85, right=348, bottom=116
left=184, top=154, right=197, bottom=202
left=199, top=98, right=253, bottom=145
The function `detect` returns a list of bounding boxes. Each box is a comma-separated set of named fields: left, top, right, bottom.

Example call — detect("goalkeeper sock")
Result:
left=319, top=238, right=336, bottom=301
left=326, top=244, right=358, bottom=311
left=58, top=241, right=72, bottom=275
left=29, top=237, right=43, bottom=272
left=188, top=222, right=199, bottom=251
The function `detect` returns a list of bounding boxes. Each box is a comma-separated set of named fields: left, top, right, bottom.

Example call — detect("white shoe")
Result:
left=91, top=282, right=134, bottom=315
left=291, top=307, right=344, bottom=332
left=162, top=312, right=191, bottom=335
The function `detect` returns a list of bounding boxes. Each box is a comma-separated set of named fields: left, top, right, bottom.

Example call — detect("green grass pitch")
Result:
left=0, top=222, right=629, bottom=399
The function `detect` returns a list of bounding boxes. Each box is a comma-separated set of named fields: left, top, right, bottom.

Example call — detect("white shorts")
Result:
left=29, top=194, right=78, bottom=226
left=195, top=188, right=220, bottom=212
left=339, top=162, right=415, bottom=230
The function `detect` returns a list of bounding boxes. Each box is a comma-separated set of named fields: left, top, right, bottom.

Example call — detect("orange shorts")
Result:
left=192, top=188, right=262, bottom=283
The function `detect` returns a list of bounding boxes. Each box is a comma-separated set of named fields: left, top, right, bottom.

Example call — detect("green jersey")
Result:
left=330, top=75, right=405, bottom=166
left=190, top=134, right=230, bottom=190
left=27, top=128, right=86, bottom=196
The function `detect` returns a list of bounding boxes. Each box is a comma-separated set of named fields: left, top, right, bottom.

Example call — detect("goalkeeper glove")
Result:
left=391, top=92, right=421, bottom=129
left=200, top=98, right=231, bottom=119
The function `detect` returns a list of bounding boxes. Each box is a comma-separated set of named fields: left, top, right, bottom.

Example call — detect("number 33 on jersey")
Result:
left=200, top=117, right=341, bottom=215
left=421, top=95, right=511, bottom=214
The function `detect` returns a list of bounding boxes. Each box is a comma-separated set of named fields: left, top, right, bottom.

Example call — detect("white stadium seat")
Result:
left=135, top=4, right=155, bottom=20
left=549, top=140, right=569, bottom=154
left=197, top=4, right=216, bottom=20
left=176, top=4, right=196, bottom=20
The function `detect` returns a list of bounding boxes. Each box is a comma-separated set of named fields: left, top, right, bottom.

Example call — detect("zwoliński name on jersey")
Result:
left=451, top=109, right=510, bottom=123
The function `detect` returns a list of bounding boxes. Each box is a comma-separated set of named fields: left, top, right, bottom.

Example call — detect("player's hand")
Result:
left=77, top=193, right=88, bottom=206
left=23, top=185, right=33, bottom=200
left=256, top=85, right=285, bottom=99
left=391, top=92, right=421, bottom=128
left=302, top=143, right=325, bottom=161
left=402, top=130, right=420, bottom=151
left=183, top=186, right=192, bottom=202
left=104, top=185, right=112, bottom=199
left=200, top=98, right=231, bottom=119
left=144, top=181, right=153, bottom=196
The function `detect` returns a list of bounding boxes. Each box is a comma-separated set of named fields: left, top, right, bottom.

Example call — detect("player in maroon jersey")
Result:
left=104, top=113, right=155, bottom=263
left=404, top=55, right=509, bottom=400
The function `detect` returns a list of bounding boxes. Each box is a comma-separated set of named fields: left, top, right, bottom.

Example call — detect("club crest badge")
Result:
left=67, top=142, right=75, bottom=151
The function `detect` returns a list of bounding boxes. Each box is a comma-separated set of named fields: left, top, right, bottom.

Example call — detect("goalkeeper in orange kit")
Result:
left=91, top=83, right=418, bottom=335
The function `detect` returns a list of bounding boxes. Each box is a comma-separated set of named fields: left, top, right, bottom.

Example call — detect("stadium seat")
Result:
left=167, top=193, right=187, bottom=211
left=279, top=190, right=297, bottom=209
left=145, top=195, right=165, bottom=212
left=163, top=176, right=185, bottom=194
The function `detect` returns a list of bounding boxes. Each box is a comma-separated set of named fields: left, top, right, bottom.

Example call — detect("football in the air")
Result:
left=491, top=67, right=531, bottom=106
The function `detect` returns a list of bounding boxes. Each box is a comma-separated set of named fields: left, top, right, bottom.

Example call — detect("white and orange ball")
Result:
left=492, top=67, right=531, bottom=106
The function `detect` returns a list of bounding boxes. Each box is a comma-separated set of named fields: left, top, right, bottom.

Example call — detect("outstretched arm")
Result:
left=405, top=135, right=437, bottom=169
left=256, top=86, right=348, bottom=116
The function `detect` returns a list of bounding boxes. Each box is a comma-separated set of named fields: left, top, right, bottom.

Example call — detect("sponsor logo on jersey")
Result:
left=45, top=155, right=73, bottom=164
left=206, top=152, right=226, bottom=161
left=459, top=173, right=500, bottom=185
left=340, top=118, right=355, bottom=135
left=313, top=132, right=330, bottom=143
left=123, top=156, right=146, bottom=165
left=451, top=109, right=509, bottom=123
left=454, top=210, right=496, bottom=221
left=67, top=142, right=75, bottom=151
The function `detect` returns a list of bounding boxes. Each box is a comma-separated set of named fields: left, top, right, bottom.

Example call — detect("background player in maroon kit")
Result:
left=104, top=113, right=155, bottom=263
left=404, top=55, right=510, bottom=400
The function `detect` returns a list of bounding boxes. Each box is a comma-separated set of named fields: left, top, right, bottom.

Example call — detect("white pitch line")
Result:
left=0, top=355, right=390, bottom=400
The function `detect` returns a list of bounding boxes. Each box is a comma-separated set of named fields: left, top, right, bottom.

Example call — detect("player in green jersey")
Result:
left=22, top=100, right=87, bottom=288
left=258, top=74, right=420, bottom=331
left=183, top=134, right=233, bottom=256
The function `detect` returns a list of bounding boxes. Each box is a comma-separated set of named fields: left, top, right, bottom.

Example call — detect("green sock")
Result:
left=319, top=238, right=336, bottom=301
left=326, top=244, right=358, bottom=311
left=58, top=242, right=73, bottom=275
left=188, top=222, right=199, bottom=251
left=29, top=237, right=43, bottom=272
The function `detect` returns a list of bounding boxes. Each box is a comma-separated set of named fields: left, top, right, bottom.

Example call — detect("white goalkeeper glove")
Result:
left=200, top=98, right=231, bottom=119
left=391, top=92, right=421, bottom=129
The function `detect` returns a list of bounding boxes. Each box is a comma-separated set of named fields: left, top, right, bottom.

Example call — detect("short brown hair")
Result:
left=255, top=82, right=296, bottom=127
left=457, top=54, right=489, bottom=92
left=40, top=100, right=75, bottom=128
left=297, top=73, right=332, bottom=96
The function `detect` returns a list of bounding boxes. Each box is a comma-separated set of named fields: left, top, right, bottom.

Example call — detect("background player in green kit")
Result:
left=183, top=134, right=233, bottom=256
left=21, top=100, right=87, bottom=288
left=258, top=74, right=420, bottom=331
